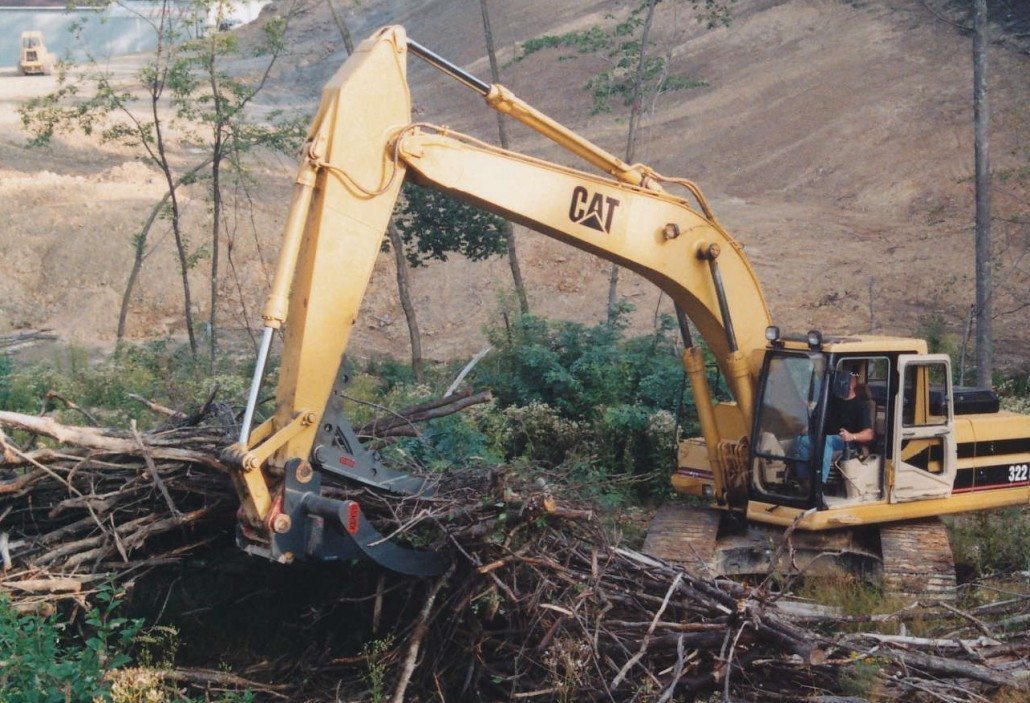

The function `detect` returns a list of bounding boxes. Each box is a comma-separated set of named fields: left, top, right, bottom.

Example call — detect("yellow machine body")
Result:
left=225, top=26, right=1027, bottom=555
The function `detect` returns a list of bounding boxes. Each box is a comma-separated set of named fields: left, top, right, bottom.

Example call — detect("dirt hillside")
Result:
left=0, top=0, right=1026, bottom=368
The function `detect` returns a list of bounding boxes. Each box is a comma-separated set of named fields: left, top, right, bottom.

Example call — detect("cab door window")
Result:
left=899, top=361, right=949, bottom=474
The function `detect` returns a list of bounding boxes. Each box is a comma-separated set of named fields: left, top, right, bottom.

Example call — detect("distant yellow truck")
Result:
left=18, top=31, right=54, bottom=76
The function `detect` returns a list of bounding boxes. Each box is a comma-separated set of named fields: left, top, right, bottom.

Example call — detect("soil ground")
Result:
left=0, top=0, right=1026, bottom=369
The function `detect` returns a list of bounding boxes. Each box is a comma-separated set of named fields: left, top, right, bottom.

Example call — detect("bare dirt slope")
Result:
left=0, top=0, right=1026, bottom=367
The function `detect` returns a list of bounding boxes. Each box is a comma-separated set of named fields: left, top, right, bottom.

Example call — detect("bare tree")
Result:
left=607, top=0, right=660, bottom=324
left=326, top=0, right=355, bottom=54
left=116, top=156, right=212, bottom=342
left=973, top=0, right=992, bottom=388
left=479, top=0, right=530, bottom=314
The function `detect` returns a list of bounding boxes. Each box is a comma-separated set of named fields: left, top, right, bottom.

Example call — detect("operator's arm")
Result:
left=842, top=428, right=875, bottom=444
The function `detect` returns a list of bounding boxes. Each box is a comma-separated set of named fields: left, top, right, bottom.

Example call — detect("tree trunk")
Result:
left=148, top=4, right=196, bottom=356
left=326, top=0, right=355, bottom=54
left=479, top=0, right=529, bottom=314
left=607, top=0, right=660, bottom=324
left=388, top=222, right=423, bottom=381
left=973, top=0, right=992, bottom=388
left=116, top=158, right=212, bottom=343
left=154, top=114, right=197, bottom=357
left=209, top=147, right=221, bottom=371
left=207, top=23, right=225, bottom=372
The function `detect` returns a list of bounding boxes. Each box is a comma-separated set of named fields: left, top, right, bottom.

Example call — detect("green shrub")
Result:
left=470, top=308, right=702, bottom=491
left=0, top=588, right=142, bottom=703
left=948, top=507, right=1030, bottom=576
left=0, top=340, right=254, bottom=427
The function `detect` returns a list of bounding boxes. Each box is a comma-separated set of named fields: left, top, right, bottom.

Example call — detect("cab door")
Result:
left=891, top=354, right=957, bottom=502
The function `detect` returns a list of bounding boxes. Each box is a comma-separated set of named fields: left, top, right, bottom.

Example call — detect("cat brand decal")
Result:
left=568, top=186, right=620, bottom=234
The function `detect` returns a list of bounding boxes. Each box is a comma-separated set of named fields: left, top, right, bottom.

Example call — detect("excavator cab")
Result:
left=748, top=334, right=962, bottom=512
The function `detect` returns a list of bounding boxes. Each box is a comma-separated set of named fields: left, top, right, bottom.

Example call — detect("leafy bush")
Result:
left=948, top=507, right=1030, bottom=577
left=996, top=373, right=1030, bottom=414
left=470, top=308, right=700, bottom=491
left=0, top=589, right=142, bottom=703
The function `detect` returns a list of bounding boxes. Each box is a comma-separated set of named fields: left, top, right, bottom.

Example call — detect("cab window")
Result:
left=752, top=353, right=824, bottom=501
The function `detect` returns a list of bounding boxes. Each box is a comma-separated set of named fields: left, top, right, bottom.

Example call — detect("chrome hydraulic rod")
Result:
left=239, top=326, right=274, bottom=445
left=408, top=39, right=491, bottom=96
left=407, top=37, right=654, bottom=189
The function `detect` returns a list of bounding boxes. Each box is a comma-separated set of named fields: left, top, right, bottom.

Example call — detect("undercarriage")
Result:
left=644, top=504, right=957, bottom=598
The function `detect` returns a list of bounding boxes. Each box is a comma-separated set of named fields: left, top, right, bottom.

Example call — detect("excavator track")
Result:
left=879, top=518, right=957, bottom=600
left=643, top=504, right=721, bottom=572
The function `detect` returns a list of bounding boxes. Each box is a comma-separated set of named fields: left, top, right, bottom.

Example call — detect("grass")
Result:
left=948, top=507, right=1030, bottom=580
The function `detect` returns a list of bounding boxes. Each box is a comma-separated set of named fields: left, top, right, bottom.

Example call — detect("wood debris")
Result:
left=0, top=402, right=1026, bottom=702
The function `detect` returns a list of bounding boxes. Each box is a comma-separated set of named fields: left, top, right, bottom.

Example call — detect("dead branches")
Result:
left=356, top=389, right=493, bottom=439
left=0, top=407, right=1026, bottom=702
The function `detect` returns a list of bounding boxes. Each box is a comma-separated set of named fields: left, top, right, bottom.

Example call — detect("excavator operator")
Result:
left=824, top=369, right=875, bottom=477
left=795, top=366, right=874, bottom=483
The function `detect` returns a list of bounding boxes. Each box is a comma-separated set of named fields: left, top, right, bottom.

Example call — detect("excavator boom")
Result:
left=222, top=26, right=771, bottom=572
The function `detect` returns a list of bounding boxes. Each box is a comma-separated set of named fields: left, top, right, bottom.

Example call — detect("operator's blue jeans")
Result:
left=793, top=434, right=844, bottom=483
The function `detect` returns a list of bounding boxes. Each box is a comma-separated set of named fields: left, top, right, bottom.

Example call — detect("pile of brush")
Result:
left=0, top=400, right=1026, bottom=702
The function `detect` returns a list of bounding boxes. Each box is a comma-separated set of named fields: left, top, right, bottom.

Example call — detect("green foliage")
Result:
left=516, top=0, right=722, bottom=114
left=0, top=587, right=142, bottom=703
left=996, top=373, right=1030, bottom=414
left=471, top=307, right=695, bottom=492
left=915, top=311, right=957, bottom=359
left=948, top=508, right=1030, bottom=576
left=837, top=659, right=884, bottom=699
left=798, top=574, right=889, bottom=622
left=477, top=308, right=685, bottom=420
left=390, top=183, right=508, bottom=267
left=362, top=635, right=395, bottom=703
left=0, top=340, right=254, bottom=427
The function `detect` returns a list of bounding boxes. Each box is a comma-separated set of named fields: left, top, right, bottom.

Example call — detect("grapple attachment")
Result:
left=243, top=458, right=446, bottom=577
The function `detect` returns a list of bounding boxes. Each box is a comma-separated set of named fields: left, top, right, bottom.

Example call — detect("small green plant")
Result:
left=837, top=658, right=884, bottom=698
left=362, top=634, right=395, bottom=703
left=796, top=574, right=894, bottom=633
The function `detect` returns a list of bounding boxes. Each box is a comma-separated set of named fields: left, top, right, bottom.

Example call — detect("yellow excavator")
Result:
left=222, top=27, right=1029, bottom=592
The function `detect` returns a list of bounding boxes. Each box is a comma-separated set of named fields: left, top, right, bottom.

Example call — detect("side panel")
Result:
left=953, top=411, right=1030, bottom=494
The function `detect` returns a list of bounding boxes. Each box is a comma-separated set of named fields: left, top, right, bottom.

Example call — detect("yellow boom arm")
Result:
left=228, top=26, right=772, bottom=525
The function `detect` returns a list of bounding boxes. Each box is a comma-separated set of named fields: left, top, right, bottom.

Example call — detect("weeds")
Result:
left=948, top=507, right=1030, bottom=577
left=0, top=341, right=254, bottom=428
left=362, top=634, right=395, bottom=703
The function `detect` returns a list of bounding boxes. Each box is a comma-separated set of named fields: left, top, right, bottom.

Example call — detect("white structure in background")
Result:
left=206, top=0, right=269, bottom=33
left=0, top=1, right=270, bottom=67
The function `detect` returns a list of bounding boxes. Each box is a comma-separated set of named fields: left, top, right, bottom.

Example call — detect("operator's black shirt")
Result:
left=825, top=396, right=872, bottom=436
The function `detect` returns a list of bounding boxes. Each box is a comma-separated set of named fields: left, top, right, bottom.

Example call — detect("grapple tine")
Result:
left=311, top=386, right=435, bottom=497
